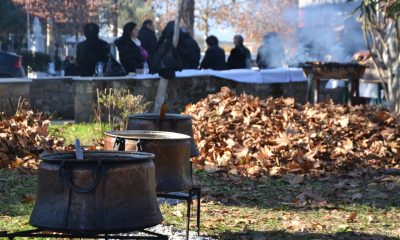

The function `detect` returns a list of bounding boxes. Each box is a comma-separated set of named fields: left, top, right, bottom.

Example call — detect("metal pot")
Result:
left=104, top=130, right=192, bottom=193
left=29, top=151, right=162, bottom=233
left=127, top=113, right=199, bottom=157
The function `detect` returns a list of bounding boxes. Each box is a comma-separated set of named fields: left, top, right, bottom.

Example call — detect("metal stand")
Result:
left=157, top=187, right=201, bottom=240
left=113, top=138, right=201, bottom=240
left=0, top=228, right=168, bottom=240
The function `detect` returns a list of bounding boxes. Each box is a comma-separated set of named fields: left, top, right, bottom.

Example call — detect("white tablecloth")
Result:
left=134, top=68, right=307, bottom=84
left=133, top=69, right=209, bottom=80
left=207, top=68, right=307, bottom=83
left=326, top=79, right=380, bottom=99
left=75, top=68, right=381, bottom=99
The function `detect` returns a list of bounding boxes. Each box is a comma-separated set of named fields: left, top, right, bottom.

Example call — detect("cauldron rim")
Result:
left=104, top=130, right=191, bottom=140
left=39, top=151, right=155, bottom=163
left=128, top=113, right=192, bottom=120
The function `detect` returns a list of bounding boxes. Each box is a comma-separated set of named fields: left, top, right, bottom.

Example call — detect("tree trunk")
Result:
left=112, top=0, right=119, bottom=37
left=180, top=0, right=194, bottom=36
left=361, top=1, right=400, bottom=113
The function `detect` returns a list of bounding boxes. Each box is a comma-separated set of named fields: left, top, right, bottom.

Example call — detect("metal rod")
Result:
left=196, top=188, right=201, bottom=235
left=186, top=193, right=191, bottom=240
left=157, top=187, right=201, bottom=238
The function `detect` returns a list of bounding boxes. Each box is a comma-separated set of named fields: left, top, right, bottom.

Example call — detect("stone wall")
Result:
left=2, top=76, right=346, bottom=122
left=72, top=76, right=312, bottom=122
left=30, top=77, right=75, bottom=118
left=0, top=79, right=31, bottom=115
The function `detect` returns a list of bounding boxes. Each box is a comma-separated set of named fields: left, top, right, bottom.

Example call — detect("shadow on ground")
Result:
left=194, top=169, right=400, bottom=210
left=219, top=230, right=400, bottom=240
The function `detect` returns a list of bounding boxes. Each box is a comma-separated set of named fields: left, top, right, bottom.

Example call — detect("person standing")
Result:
left=151, top=21, right=184, bottom=79
left=256, top=32, right=285, bottom=69
left=227, top=34, right=252, bottom=69
left=179, top=29, right=201, bottom=69
left=114, top=22, right=147, bottom=73
left=138, top=19, right=157, bottom=70
left=76, top=23, right=109, bottom=76
left=200, top=35, right=226, bottom=70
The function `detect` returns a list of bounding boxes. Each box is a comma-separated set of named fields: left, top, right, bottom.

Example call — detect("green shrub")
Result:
left=19, top=51, right=51, bottom=72
left=94, top=88, right=150, bottom=130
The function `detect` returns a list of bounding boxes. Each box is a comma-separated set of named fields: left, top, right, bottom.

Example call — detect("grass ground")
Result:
left=0, top=123, right=399, bottom=239
left=1, top=168, right=399, bottom=239
left=48, top=122, right=109, bottom=146
left=159, top=169, right=400, bottom=239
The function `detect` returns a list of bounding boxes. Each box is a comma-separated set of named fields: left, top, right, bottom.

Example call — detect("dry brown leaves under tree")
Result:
left=0, top=110, right=64, bottom=170
left=183, top=87, right=400, bottom=177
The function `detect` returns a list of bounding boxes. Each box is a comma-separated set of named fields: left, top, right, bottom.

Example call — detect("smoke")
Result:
left=260, top=1, right=366, bottom=67
left=293, top=2, right=365, bottom=64
left=257, top=33, right=286, bottom=68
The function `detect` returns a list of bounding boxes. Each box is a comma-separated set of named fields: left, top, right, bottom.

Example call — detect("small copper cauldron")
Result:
left=104, top=130, right=192, bottom=193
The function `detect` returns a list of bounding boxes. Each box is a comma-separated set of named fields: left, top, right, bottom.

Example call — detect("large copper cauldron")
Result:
left=127, top=113, right=199, bottom=157
left=104, top=130, right=192, bottom=193
left=29, top=151, right=162, bottom=233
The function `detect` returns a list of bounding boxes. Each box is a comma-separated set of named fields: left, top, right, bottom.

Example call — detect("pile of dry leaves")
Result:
left=184, top=87, right=400, bottom=177
left=0, top=110, right=64, bottom=169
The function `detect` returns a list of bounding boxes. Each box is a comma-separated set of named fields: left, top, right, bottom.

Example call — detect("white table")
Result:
left=132, top=68, right=307, bottom=84
left=73, top=68, right=380, bottom=99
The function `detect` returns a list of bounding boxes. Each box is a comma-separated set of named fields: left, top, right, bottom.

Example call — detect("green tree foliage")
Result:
left=0, top=0, right=26, bottom=49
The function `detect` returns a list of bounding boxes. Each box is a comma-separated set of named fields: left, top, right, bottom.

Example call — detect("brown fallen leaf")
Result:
left=285, top=219, right=307, bottom=232
left=347, top=211, right=358, bottom=222
left=338, top=116, right=349, bottom=128
left=342, top=138, right=354, bottom=151
left=234, top=219, right=251, bottom=224
left=21, top=194, right=36, bottom=203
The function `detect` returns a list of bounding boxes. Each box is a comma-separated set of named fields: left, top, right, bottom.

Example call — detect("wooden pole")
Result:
left=153, top=0, right=182, bottom=113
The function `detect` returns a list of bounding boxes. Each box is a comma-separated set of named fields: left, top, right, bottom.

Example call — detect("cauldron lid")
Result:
left=128, top=113, right=192, bottom=120
left=40, top=151, right=155, bottom=162
left=104, top=130, right=191, bottom=140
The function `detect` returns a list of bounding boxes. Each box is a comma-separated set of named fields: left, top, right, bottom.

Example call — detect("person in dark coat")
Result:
left=64, top=56, right=79, bottom=76
left=114, top=22, right=147, bottom=73
left=155, top=22, right=200, bottom=68
left=138, top=19, right=157, bottom=69
left=227, top=34, right=252, bottom=69
left=200, top=35, right=226, bottom=70
left=76, top=23, right=109, bottom=76
left=151, top=21, right=183, bottom=79
left=179, top=30, right=201, bottom=69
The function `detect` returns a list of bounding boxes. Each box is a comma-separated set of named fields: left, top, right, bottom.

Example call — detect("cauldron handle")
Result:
left=136, top=139, right=145, bottom=152
left=60, top=161, right=104, bottom=193
left=114, top=137, right=126, bottom=151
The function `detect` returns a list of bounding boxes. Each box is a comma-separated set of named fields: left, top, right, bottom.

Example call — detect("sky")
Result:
left=199, top=22, right=236, bottom=43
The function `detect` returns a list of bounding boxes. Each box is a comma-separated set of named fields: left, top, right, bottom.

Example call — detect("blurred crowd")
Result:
left=74, top=19, right=289, bottom=77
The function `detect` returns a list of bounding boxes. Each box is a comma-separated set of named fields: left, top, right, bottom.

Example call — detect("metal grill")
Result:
left=300, top=61, right=367, bottom=104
